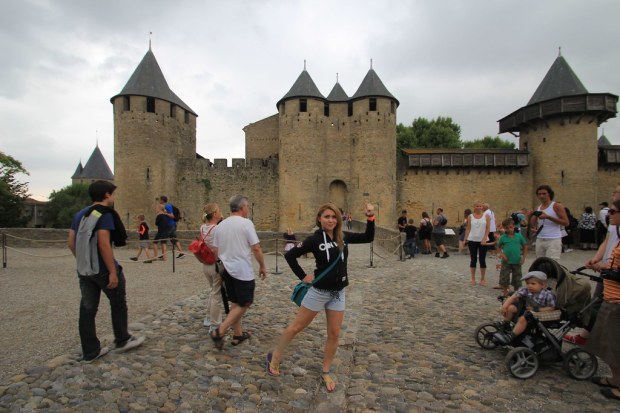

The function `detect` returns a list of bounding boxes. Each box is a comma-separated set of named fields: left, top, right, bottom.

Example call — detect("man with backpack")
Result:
left=159, top=195, right=186, bottom=258
left=67, top=180, right=144, bottom=362
left=432, top=208, right=449, bottom=258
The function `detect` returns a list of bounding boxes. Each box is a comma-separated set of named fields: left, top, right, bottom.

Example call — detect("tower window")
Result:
left=390, top=101, right=395, bottom=114
left=300, top=99, right=307, bottom=113
left=184, top=111, right=189, bottom=124
left=146, top=167, right=150, bottom=182
left=324, top=102, right=329, bottom=117
left=123, top=96, right=130, bottom=111
left=347, top=102, right=353, bottom=117
left=146, top=97, right=155, bottom=113
left=170, top=104, right=176, bottom=118
left=369, top=98, right=377, bottom=111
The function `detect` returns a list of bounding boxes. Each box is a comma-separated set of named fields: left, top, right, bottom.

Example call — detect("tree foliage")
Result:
left=463, top=135, right=515, bottom=149
left=397, top=117, right=462, bottom=149
left=0, top=151, right=29, bottom=227
left=44, top=183, right=91, bottom=228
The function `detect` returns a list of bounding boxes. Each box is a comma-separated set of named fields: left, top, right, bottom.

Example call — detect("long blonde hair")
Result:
left=316, top=203, right=344, bottom=251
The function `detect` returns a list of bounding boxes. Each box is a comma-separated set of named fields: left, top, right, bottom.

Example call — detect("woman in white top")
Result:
left=200, top=203, right=224, bottom=333
left=464, top=201, right=491, bottom=286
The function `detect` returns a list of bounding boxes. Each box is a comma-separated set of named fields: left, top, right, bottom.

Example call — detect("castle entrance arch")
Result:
left=329, top=180, right=348, bottom=212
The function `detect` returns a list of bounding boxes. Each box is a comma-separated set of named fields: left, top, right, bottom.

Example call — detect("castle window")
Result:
left=390, top=101, right=395, bottom=114
left=347, top=102, right=353, bottom=117
left=369, top=98, right=377, bottom=112
left=300, top=99, right=307, bottom=113
left=184, top=111, right=189, bottom=124
left=170, top=104, right=176, bottom=118
left=146, top=97, right=155, bottom=113
left=324, top=102, right=329, bottom=117
left=123, top=96, right=130, bottom=111
left=146, top=167, right=150, bottom=182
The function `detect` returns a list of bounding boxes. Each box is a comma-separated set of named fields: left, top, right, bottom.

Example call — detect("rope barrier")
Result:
left=4, top=246, right=74, bottom=258
left=2, top=233, right=67, bottom=243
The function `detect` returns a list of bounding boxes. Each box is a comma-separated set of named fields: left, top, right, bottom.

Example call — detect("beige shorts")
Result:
left=535, top=238, right=562, bottom=260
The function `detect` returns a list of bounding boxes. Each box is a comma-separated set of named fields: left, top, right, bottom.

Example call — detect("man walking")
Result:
left=529, top=184, right=569, bottom=260
left=433, top=207, right=449, bottom=258
left=159, top=195, right=186, bottom=258
left=68, top=180, right=144, bottom=362
left=210, top=195, right=267, bottom=349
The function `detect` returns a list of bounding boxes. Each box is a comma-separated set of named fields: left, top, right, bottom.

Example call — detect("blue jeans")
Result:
left=78, top=265, right=130, bottom=359
left=403, top=239, right=417, bottom=256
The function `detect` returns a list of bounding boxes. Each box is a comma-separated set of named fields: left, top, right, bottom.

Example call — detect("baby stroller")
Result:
left=474, top=257, right=600, bottom=380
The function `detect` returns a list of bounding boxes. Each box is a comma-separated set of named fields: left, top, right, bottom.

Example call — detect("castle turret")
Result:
left=349, top=67, right=399, bottom=227
left=110, top=47, right=198, bottom=225
left=71, top=146, right=114, bottom=185
left=499, top=52, right=617, bottom=211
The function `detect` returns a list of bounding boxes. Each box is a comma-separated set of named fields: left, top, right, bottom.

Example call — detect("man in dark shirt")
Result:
left=397, top=210, right=408, bottom=232
left=403, top=219, right=418, bottom=258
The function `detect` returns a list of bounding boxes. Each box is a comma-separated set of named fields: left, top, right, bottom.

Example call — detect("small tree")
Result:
left=44, top=183, right=91, bottom=228
left=0, top=151, right=29, bottom=227
left=463, top=136, right=516, bottom=149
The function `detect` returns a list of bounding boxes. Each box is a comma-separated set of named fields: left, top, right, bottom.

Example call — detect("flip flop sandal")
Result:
left=321, top=372, right=336, bottom=393
left=592, top=377, right=620, bottom=388
left=266, top=352, right=280, bottom=376
left=210, top=327, right=224, bottom=350
left=231, top=332, right=251, bottom=346
left=600, top=388, right=620, bottom=401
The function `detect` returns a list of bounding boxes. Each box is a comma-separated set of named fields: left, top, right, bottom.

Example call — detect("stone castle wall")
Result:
left=244, top=114, right=279, bottom=160
left=397, top=164, right=535, bottom=226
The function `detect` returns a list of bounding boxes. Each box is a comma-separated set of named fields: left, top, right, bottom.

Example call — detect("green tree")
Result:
left=463, top=135, right=516, bottom=149
left=0, top=151, right=29, bottom=227
left=44, top=183, right=91, bottom=228
left=397, top=116, right=462, bottom=149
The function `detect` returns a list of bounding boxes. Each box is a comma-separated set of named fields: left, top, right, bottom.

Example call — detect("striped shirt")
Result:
left=604, top=243, right=620, bottom=301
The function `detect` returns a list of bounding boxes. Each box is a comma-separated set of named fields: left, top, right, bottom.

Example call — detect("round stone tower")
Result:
left=499, top=52, right=617, bottom=211
left=110, top=47, right=198, bottom=225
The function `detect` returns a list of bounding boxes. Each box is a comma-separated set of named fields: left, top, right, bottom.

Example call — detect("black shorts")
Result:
left=433, top=233, right=445, bottom=246
left=223, top=271, right=255, bottom=307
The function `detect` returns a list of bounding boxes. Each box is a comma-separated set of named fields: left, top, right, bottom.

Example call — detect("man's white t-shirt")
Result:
left=484, top=209, right=497, bottom=232
left=213, top=215, right=260, bottom=281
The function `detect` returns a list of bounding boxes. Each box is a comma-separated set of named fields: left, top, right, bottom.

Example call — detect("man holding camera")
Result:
left=528, top=185, right=569, bottom=260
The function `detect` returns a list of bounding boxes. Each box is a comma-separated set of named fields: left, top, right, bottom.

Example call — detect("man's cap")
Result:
left=600, top=201, right=609, bottom=207
left=523, top=271, right=547, bottom=282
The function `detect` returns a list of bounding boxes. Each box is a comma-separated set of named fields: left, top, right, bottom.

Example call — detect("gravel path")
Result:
left=1, top=244, right=618, bottom=412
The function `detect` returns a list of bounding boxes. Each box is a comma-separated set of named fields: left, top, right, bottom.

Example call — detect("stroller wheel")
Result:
left=474, top=322, right=500, bottom=349
left=563, top=348, right=598, bottom=380
left=505, top=347, right=539, bottom=379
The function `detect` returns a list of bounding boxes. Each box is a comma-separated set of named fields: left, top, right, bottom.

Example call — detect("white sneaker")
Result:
left=115, top=335, right=145, bottom=353
left=82, top=346, right=109, bottom=363
left=203, top=317, right=212, bottom=327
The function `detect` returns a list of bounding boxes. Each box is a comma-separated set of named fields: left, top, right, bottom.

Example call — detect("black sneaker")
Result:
left=435, top=252, right=440, bottom=258
left=442, top=253, right=449, bottom=258
left=114, top=335, right=145, bottom=353
left=81, top=346, right=109, bottom=363
left=130, top=257, right=138, bottom=261
left=177, top=253, right=186, bottom=259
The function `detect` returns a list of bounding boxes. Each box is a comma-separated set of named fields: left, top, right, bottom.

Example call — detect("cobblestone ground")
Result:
left=1, top=245, right=619, bottom=412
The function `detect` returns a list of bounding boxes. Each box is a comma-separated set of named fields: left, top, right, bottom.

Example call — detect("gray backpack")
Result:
left=76, top=209, right=104, bottom=276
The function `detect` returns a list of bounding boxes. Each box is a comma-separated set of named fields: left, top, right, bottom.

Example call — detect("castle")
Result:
left=107, top=47, right=618, bottom=231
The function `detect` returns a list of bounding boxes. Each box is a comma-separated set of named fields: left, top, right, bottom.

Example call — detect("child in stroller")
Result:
left=475, top=257, right=599, bottom=380
left=493, top=270, right=556, bottom=345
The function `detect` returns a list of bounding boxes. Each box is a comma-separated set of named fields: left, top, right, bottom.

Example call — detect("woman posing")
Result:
left=267, top=203, right=375, bottom=392
left=419, top=211, right=433, bottom=254
left=464, top=201, right=490, bottom=286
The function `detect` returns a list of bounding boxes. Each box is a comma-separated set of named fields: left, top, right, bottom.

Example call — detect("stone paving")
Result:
left=1, top=245, right=619, bottom=412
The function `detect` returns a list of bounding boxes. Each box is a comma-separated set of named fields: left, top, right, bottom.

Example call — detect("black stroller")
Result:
left=474, top=257, right=601, bottom=380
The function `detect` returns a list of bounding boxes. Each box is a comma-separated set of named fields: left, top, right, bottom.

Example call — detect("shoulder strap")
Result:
left=311, top=250, right=343, bottom=285
left=201, top=225, right=216, bottom=242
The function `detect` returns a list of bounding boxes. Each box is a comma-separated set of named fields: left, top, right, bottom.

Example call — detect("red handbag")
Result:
left=189, top=226, right=216, bottom=265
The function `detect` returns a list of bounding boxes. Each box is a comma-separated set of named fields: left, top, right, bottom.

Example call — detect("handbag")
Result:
left=290, top=251, right=342, bottom=306
left=189, top=226, right=216, bottom=265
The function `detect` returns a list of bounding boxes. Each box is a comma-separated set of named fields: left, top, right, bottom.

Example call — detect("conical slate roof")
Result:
left=527, top=55, right=588, bottom=105
left=351, top=69, right=399, bottom=106
left=71, top=162, right=83, bottom=179
left=277, top=70, right=325, bottom=107
left=598, top=134, right=612, bottom=146
left=326, top=82, right=349, bottom=102
left=110, top=49, right=197, bottom=116
left=80, top=146, right=114, bottom=180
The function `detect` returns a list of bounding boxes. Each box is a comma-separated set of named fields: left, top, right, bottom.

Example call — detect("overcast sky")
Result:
left=2, top=0, right=620, bottom=200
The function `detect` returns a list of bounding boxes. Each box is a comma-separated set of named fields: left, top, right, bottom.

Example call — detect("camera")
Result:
left=601, top=268, right=620, bottom=283
left=532, top=211, right=543, bottom=217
